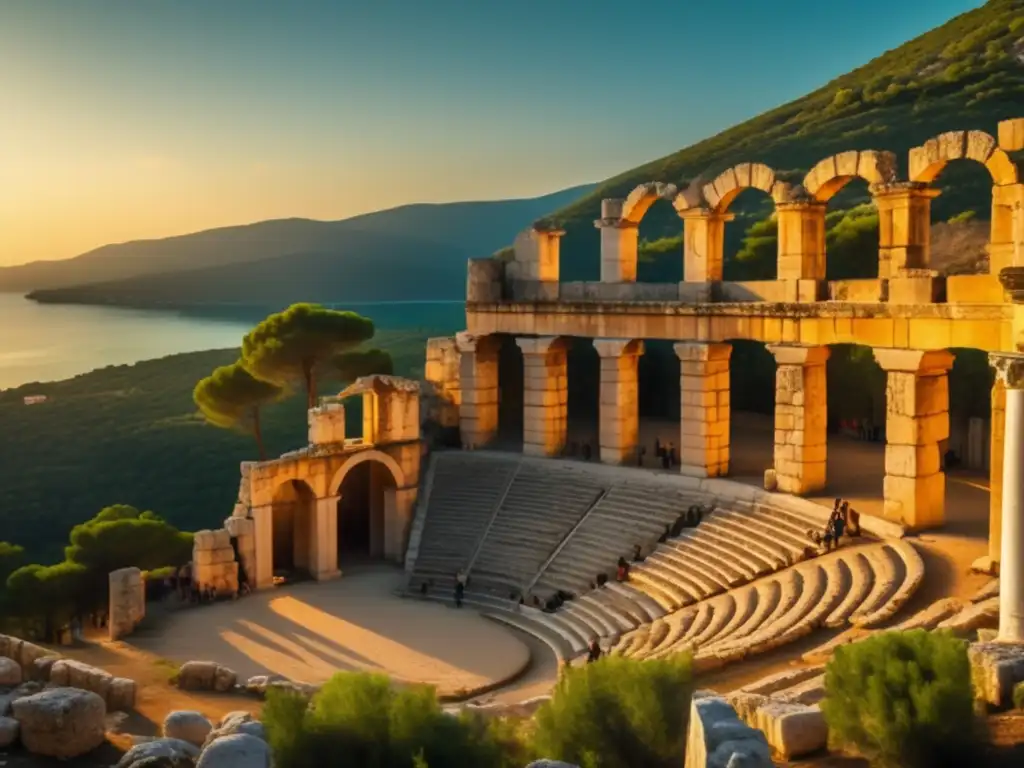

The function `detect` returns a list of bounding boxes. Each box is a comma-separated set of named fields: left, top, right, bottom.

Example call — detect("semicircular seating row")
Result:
left=404, top=452, right=922, bottom=671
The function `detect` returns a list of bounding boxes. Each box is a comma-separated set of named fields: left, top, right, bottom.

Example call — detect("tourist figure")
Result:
left=832, top=508, right=846, bottom=547
left=454, top=569, right=467, bottom=608
left=586, top=638, right=602, bottom=664
left=616, top=556, right=629, bottom=582
left=596, top=572, right=608, bottom=588
left=632, top=544, right=643, bottom=563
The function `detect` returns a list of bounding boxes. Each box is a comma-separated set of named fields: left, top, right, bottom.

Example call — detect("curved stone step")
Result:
left=711, top=585, right=759, bottom=645
left=688, top=519, right=783, bottom=574
left=847, top=544, right=900, bottom=626
left=521, top=606, right=587, bottom=653
left=852, top=541, right=923, bottom=628
left=667, top=529, right=760, bottom=582
left=772, top=674, right=826, bottom=706
left=652, top=543, right=746, bottom=589
left=890, top=597, right=964, bottom=631
left=636, top=558, right=717, bottom=601
left=823, top=550, right=874, bottom=628
left=483, top=611, right=570, bottom=666
left=606, top=582, right=666, bottom=621
left=629, top=570, right=688, bottom=611
left=686, top=593, right=737, bottom=649
left=563, top=600, right=617, bottom=638
left=937, top=596, right=999, bottom=635
left=579, top=593, right=638, bottom=632
left=708, top=580, right=781, bottom=650
left=734, top=665, right=826, bottom=696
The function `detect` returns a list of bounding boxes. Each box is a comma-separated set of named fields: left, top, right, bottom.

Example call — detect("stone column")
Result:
left=386, top=486, right=419, bottom=563
left=251, top=503, right=274, bottom=589
left=311, top=495, right=340, bottom=581
left=678, top=208, right=731, bottom=283
left=455, top=333, right=499, bottom=449
left=675, top=342, right=732, bottom=478
left=517, top=336, right=568, bottom=457
left=990, top=353, right=1024, bottom=641
left=989, top=184, right=1023, bottom=275
left=775, top=201, right=827, bottom=283
left=767, top=345, right=829, bottom=495
left=594, top=199, right=639, bottom=282
left=873, top=348, right=953, bottom=530
left=874, top=182, right=941, bottom=277
left=989, top=379, right=1006, bottom=568
left=593, top=338, right=644, bottom=465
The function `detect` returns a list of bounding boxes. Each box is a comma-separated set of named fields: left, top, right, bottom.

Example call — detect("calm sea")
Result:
left=0, top=293, right=465, bottom=391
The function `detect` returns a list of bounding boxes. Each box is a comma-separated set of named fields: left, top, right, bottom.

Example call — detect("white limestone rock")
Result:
left=116, top=737, right=201, bottom=767
left=938, top=597, right=1000, bottom=635
left=196, top=732, right=273, bottom=768
left=0, top=715, right=19, bottom=748
left=163, top=710, right=213, bottom=746
left=31, top=654, right=61, bottom=682
left=109, top=676, right=138, bottom=711
left=0, top=656, right=22, bottom=686
left=177, top=661, right=236, bottom=692
left=203, top=711, right=266, bottom=747
left=754, top=701, right=827, bottom=759
left=969, top=641, right=1024, bottom=708
left=684, top=695, right=773, bottom=768
left=50, top=658, right=113, bottom=701
left=11, top=686, right=107, bottom=758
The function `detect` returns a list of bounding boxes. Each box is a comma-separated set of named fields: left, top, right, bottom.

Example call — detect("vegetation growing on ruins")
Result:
left=821, top=629, right=980, bottom=768
left=0, top=323, right=440, bottom=563
left=262, top=654, right=693, bottom=767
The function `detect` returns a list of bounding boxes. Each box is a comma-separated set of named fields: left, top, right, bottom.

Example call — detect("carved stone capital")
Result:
left=990, top=352, right=1024, bottom=390
left=999, top=267, right=1024, bottom=303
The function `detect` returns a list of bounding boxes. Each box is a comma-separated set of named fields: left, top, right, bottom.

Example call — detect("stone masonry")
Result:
left=593, top=338, right=643, bottom=465
left=192, top=529, right=239, bottom=598
left=456, top=333, right=499, bottom=449
left=768, top=345, right=829, bottom=495
left=675, top=342, right=731, bottom=478
left=517, top=337, right=568, bottom=457
left=108, top=567, right=145, bottom=641
left=873, top=348, right=953, bottom=530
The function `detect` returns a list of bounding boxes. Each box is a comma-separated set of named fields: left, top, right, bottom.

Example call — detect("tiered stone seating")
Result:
left=607, top=541, right=923, bottom=672
left=406, top=454, right=519, bottom=592
left=467, top=464, right=605, bottom=597
left=532, top=483, right=701, bottom=603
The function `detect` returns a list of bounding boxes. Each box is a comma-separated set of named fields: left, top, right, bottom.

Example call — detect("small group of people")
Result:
left=660, top=503, right=711, bottom=542
left=813, top=498, right=862, bottom=551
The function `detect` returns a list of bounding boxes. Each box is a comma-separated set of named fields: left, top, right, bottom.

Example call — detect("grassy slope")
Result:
left=0, top=327, right=450, bottom=563
left=546, top=0, right=1024, bottom=281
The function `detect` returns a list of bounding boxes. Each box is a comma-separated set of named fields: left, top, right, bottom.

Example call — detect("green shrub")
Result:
left=263, top=671, right=521, bottom=768
left=821, top=629, right=979, bottom=768
left=1014, top=681, right=1024, bottom=711
left=532, top=653, right=693, bottom=768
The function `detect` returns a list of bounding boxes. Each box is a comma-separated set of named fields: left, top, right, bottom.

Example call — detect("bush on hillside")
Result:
left=821, top=629, right=979, bottom=768
left=532, top=653, right=693, bottom=768
left=263, top=672, right=521, bottom=768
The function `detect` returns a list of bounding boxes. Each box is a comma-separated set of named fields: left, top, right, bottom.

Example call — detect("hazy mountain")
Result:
left=1, top=184, right=595, bottom=294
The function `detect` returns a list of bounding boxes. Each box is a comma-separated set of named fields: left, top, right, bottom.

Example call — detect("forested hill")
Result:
left=540, top=0, right=1024, bottom=282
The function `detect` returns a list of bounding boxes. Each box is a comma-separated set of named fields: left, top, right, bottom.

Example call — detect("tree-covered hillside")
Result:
left=542, top=0, right=1024, bottom=282
left=0, top=327, right=446, bottom=563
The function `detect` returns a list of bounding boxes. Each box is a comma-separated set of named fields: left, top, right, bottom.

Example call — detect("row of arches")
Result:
left=587, top=123, right=1021, bottom=285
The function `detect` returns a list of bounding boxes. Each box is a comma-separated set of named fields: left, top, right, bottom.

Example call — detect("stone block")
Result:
left=969, top=642, right=1024, bottom=709
left=883, top=472, right=945, bottom=530
left=193, top=530, right=216, bottom=550
left=755, top=701, right=828, bottom=759
left=888, top=275, right=945, bottom=305
left=194, top=547, right=236, bottom=567
left=683, top=695, right=772, bottom=768
left=224, top=516, right=255, bottom=538
left=884, top=443, right=941, bottom=477
left=998, top=118, right=1024, bottom=152
left=885, top=412, right=949, bottom=446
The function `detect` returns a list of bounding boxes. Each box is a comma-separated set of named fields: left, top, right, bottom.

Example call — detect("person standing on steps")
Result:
left=454, top=569, right=467, bottom=608
left=587, top=637, right=602, bottom=664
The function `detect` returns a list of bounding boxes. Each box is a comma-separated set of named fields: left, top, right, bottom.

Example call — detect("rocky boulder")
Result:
left=683, top=694, right=772, bottom=768
left=969, top=641, right=1024, bottom=708
left=11, top=686, right=107, bottom=758
left=196, top=732, right=272, bottom=767
left=116, top=738, right=201, bottom=768
left=0, top=715, right=19, bottom=748
left=753, top=701, right=828, bottom=759
left=0, top=656, right=22, bottom=686
left=163, top=710, right=213, bottom=746
left=50, top=658, right=113, bottom=702
left=203, top=711, right=266, bottom=747
left=177, top=661, right=238, bottom=693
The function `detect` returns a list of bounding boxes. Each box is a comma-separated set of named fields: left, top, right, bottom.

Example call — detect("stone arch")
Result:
left=703, top=163, right=795, bottom=214
left=328, top=448, right=405, bottom=497
left=909, top=130, right=1018, bottom=186
left=803, top=150, right=898, bottom=202
left=270, top=478, right=317, bottom=578
left=620, top=182, right=680, bottom=225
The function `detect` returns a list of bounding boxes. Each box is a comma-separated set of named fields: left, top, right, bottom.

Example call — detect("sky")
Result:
left=0, top=0, right=984, bottom=267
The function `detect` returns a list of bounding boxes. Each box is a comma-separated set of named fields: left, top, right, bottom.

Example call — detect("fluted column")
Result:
left=517, top=337, right=568, bottom=457
left=675, top=342, right=732, bottom=477
left=455, top=333, right=499, bottom=449
left=767, top=344, right=829, bottom=495
left=593, top=338, right=644, bottom=465
left=873, top=348, right=953, bottom=530
left=990, top=353, right=1024, bottom=642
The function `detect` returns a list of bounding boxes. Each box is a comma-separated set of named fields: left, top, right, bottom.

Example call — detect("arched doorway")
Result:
left=335, top=456, right=399, bottom=564
left=270, top=480, right=316, bottom=580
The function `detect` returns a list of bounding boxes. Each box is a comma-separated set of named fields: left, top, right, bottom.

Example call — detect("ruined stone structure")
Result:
left=107, top=567, right=145, bottom=641
left=426, top=118, right=1024, bottom=638
left=216, top=375, right=423, bottom=590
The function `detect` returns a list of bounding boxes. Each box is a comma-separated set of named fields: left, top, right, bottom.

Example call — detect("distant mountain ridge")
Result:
left=1, top=184, right=595, bottom=295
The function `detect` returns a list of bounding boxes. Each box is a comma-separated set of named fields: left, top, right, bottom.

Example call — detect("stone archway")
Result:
left=328, top=450, right=404, bottom=563
left=270, top=479, right=316, bottom=580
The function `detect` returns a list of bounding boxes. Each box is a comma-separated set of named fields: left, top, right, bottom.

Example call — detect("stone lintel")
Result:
left=677, top=207, right=736, bottom=223
left=774, top=200, right=828, bottom=212
left=593, top=218, right=639, bottom=231
left=873, top=348, right=954, bottom=374
left=531, top=222, right=566, bottom=237
left=767, top=344, right=830, bottom=367
left=593, top=338, right=644, bottom=358
left=674, top=341, right=732, bottom=363
left=990, top=352, right=1024, bottom=390
left=872, top=182, right=942, bottom=199
left=516, top=336, right=565, bottom=356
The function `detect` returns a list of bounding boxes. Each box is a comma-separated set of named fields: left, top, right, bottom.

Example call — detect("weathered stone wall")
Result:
left=683, top=693, right=772, bottom=768
left=467, top=258, right=504, bottom=303
left=559, top=281, right=680, bottom=302
left=308, top=402, right=346, bottom=445
left=225, top=516, right=256, bottom=589
left=108, top=567, right=145, bottom=641
left=192, top=529, right=239, bottom=598
left=424, top=337, right=461, bottom=428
